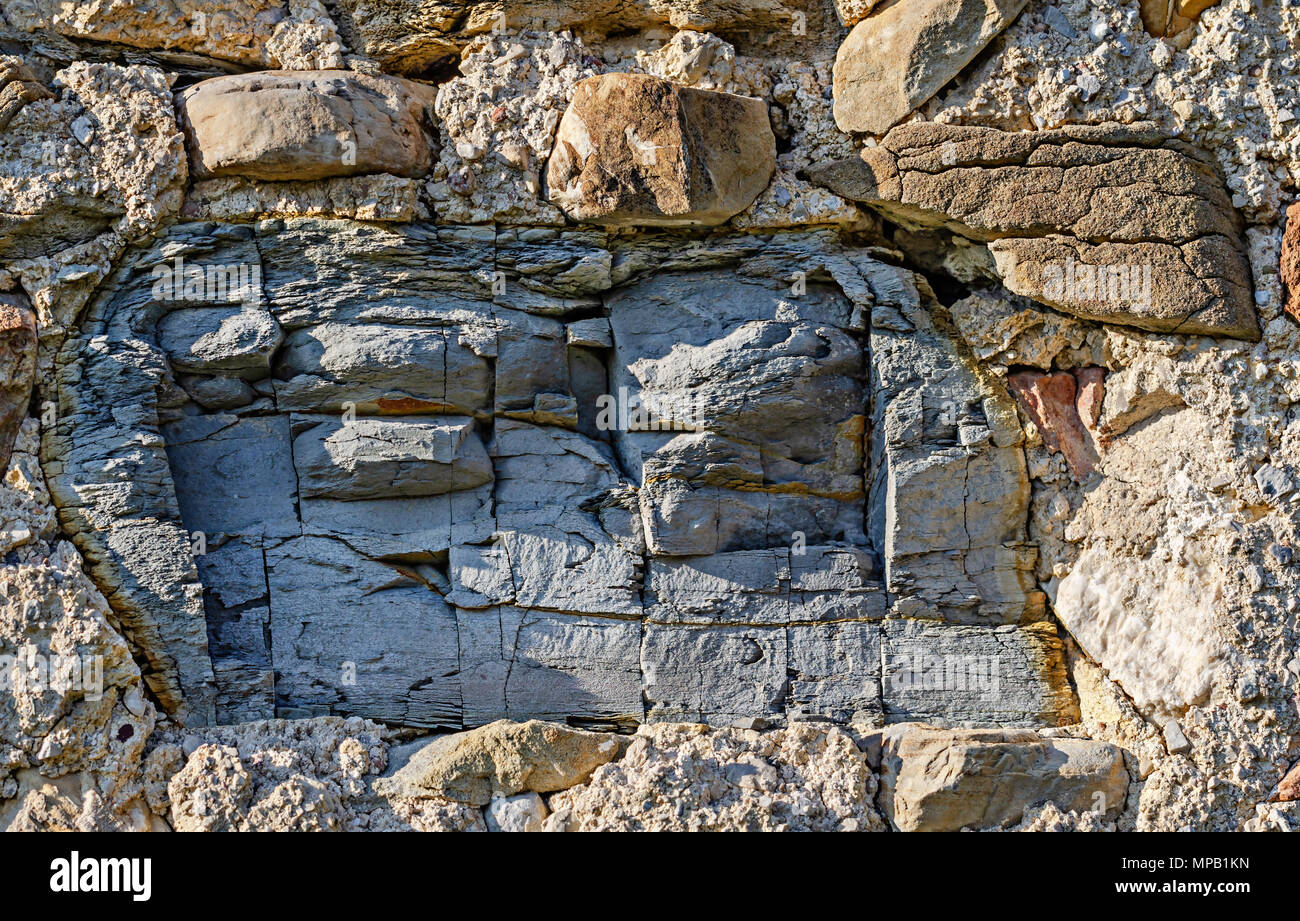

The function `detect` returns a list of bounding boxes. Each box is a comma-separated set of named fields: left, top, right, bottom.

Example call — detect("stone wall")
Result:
left=1, top=0, right=1297, bottom=832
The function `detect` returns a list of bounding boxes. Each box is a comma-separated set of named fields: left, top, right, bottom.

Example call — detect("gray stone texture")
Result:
left=51, top=220, right=1075, bottom=731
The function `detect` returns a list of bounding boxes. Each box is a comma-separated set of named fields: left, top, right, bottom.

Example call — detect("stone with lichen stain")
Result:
left=177, top=70, right=438, bottom=182
left=546, top=72, right=775, bottom=227
left=1007, top=368, right=1104, bottom=480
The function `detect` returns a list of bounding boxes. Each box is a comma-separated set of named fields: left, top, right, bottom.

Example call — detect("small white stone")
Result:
left=123, top=684, right=146, bottom=717
left=455, top=142, right=485, bottom=161
left=486, top=792, right=548, bottom=832
left=71, top=115, right=95, bottom=145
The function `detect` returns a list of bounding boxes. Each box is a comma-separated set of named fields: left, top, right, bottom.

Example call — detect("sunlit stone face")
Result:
left=51, top=218, right=1074, bottom=730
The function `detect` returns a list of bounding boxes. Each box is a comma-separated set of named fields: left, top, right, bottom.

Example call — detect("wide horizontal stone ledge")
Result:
left=811, top=122, right=1260, bottom=340
left=177, top=70, right=438, bottom=182
left=878, top=724, right=1129, bottom=831
left=546, top=73, right=776, bottom=227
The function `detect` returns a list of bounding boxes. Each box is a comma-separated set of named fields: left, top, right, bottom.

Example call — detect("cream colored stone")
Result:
left=375, top=720, right=622, bottom=806
left=832, top=0, right=1028, bottom=134
left=178, top=71, right=437, bottom=182
left=879, top=724, right=1129, bottom=831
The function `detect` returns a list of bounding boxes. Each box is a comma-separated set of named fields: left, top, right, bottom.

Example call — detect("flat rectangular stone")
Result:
left=881, top=620, right=1078, bottom=728
left=163, top=413, right=299, bottom=540
left=266, top=536, right=460, bottom=728
left=458, top=606, right=642, bottom=730
left=787, top=621, right=883, bottom=723
left=642, top=623, right=788, bottom=725
left=291, top=413, right=492, bottom=500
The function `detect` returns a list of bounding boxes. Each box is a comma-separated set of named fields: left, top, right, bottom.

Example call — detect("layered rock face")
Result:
left=51, top=221, right=1078, bottom=733
left=1, top=0, right=1298, bottom=835
left=813, top=122, right=1259, bottom=339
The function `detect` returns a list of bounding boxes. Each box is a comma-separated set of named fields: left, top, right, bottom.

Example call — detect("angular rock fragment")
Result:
left=1054, top=543, right=1223, bottom=720
left=878, top=725, right=1128, bottom=831
left=1140, top=0, right=1222, bottom=47
left=177, top=71, right=437, bottom=181
left=1006, top=369, right=1104, bottom=480
left=832, top=0, right=1029, bottom=134
left=1277, top=761, right=1300, bottom=802
left=486, top=792, right=548, bottom=832
left=376, top=719, right=622, bottom=805
left=833, top=0, right=887, bottom=27
left=812, top=122, right=1259, bottom=338
left=547, top=73, right=775, bottom=227
left=292, top=415, right=493, bottom=500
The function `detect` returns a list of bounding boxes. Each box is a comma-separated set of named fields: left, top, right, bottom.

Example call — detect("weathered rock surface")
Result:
left=833, top=0, right=886, bottom=27
left=0, top=0, right=344, bottom=70
left=9, top=0, right=1297, bottom=835
left=1140, top=0, right=1222, bottom=47
left=48, top=221, right=1082, bottom=732
left=330, top=0, right=836, bottom=75
left=878, top=725, right=1129, bottom=831
left=154, top=716, right=483, bottom=831
left=0, top=532, right=155, bottom=831
left=178, top=71, right=438, bottom=181
left=813, top=122, right=1259, bottom=338
left=375, top=720, right=622, bottom=805
left=0, top=293, right=36, bottom=471
left=0, top=57, right=49, bottom=131
left=486, top=792, right=547, bottom=831
left=0, top=61, right=186, bottom=339
left=547, top=73, right=775, bottom=227
left=547, top=722, right=885, bottom=831
left=832, top=0, right=1029, bottom=134
left=1281, top=200, right=1300, bottom=324
left=1054, top=541, right=1224, bottom=721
